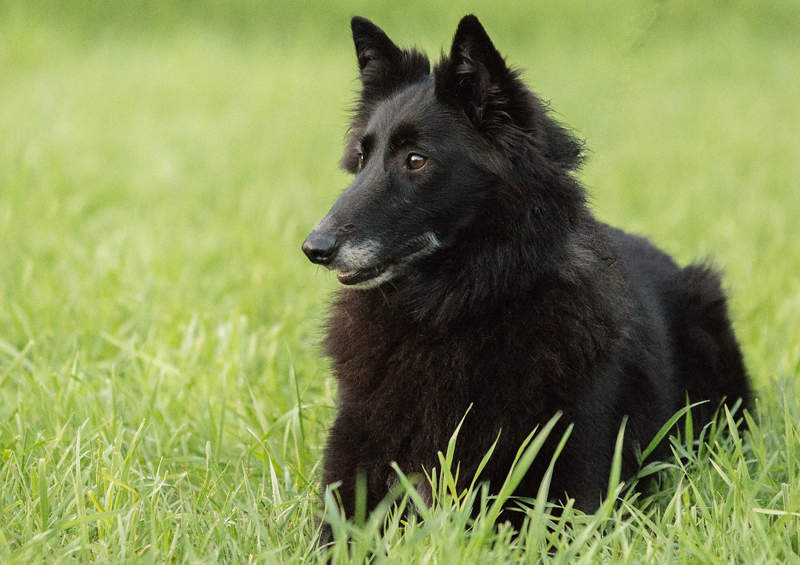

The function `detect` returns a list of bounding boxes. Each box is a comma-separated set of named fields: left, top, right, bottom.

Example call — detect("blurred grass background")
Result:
left=1, top=0, right=799, bottom=561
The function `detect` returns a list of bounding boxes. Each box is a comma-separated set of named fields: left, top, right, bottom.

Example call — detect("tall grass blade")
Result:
left=639, top=401, right=707, bottom=464
left=486, top=412, right=562, bottom=523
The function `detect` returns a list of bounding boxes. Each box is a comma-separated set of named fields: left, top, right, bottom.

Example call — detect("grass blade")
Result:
left=639, top=401, right=708, bottom=464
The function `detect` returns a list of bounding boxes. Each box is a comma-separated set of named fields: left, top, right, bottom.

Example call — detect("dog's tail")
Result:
left=670, top=263, right=752, bottom=424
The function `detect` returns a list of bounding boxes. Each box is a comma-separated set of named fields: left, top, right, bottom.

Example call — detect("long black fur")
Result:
left=308, top=15, right=752, bottom=537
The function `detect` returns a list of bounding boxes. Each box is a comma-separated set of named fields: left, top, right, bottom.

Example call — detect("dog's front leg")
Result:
left=317, top=411, right=367, bottom=546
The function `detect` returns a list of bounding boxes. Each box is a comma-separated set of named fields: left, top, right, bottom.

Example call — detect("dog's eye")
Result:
left=357, top=153, right=364, bottom=170
left=406, top=153, right=426, bottom=170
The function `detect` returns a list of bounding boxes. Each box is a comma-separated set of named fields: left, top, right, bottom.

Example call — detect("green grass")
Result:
left=1, top=1, right=799, bottom=562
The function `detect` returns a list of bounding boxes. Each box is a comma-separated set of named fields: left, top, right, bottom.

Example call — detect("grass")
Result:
left=1, top=0, right=799, bottom=562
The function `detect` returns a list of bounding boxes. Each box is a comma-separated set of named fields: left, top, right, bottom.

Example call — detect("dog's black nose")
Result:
left=302, top=231, right=339, bottom=265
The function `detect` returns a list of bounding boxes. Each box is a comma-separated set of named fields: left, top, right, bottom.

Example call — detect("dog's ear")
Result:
left=351, top=16, right=401, bottom=83
left=351, top=16, right=430, bottom=102
left=435, top=15, right=584, bottom=168
left=435, top=15, right=518, bottom=129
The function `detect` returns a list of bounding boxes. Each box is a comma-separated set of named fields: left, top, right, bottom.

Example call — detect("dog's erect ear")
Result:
left=435, top=15, right=584, bottom=168
left=351, top=16, right=401, bottom=78
left=351, top=16, right=430, bottom=102
left=435, top=15, right=516, bottom=128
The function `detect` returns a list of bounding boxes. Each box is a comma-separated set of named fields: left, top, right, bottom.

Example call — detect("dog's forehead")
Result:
left=365, top=78, right=437, bottom=138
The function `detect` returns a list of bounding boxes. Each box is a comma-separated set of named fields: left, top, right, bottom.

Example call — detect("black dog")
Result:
left=302, top=14, right=751, bottom=533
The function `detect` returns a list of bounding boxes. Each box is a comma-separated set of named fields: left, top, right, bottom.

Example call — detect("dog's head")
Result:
left=302, top=15, right=583, bottom=290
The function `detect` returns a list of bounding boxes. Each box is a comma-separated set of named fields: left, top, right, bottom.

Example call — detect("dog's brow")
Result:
left=389, top=122, right=419, bottom=151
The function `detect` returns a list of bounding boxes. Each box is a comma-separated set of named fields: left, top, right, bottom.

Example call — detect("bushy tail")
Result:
left=671, top=264, right=752, bottom=423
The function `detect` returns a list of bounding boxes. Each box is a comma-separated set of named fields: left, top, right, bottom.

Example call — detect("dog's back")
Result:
left=604, top=226, right=751, bottom=462
left=608, top=225, right=751, bottom=416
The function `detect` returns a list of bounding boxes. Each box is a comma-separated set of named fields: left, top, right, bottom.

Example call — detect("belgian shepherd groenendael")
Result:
left=302, top=14, right=751, bottom=534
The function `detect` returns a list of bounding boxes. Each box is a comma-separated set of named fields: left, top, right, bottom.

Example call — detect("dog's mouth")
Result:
left=337, top=265, right=389, bottom=287
left=335, top=232, right=441, bottom=289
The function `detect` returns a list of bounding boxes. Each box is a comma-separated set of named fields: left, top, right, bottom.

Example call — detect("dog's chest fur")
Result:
left=322, top=263, right=630, bottom=484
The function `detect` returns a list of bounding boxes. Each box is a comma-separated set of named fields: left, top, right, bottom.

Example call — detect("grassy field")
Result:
left=1, top=1, right=799, bottom=562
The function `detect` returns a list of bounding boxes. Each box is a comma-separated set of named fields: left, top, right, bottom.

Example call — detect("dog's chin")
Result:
left=337, top=265, right=395, bottom=290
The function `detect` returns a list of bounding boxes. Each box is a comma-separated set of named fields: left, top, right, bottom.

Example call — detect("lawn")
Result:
left=1, top=1, right=799, bottom=562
